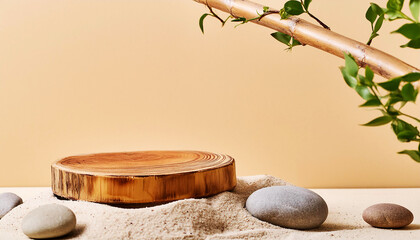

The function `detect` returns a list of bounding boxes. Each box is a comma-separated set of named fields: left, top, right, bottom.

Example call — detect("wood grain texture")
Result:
left=51, top=151, right=236, bottom=204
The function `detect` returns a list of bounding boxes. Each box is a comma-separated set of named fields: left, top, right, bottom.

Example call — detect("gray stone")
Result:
left=245, top=186, right=328, bottom=229
left=22, top=204, right=76, bottom=239
left=0, top=192, right=23, bottom=219
left=363, top=203, right=413, bottom=228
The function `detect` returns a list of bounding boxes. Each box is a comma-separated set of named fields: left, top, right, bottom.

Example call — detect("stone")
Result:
left=363, top=203, right=413, bottom=228
left=0, top=192, right=23, bottom=219
left=245, top=186, right=328, bottom=229
left=22, top=204, right=76, bottom=239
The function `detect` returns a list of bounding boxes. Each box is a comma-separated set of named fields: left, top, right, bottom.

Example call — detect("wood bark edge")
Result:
left=51, top=151, right=237, bottom=204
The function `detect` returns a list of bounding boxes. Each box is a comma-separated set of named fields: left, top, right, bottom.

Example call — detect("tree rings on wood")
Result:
left=51, top=151, right=236, bottom=204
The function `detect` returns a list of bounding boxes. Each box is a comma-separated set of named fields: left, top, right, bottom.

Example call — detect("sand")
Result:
left=1, top=175, right=420, bottom=239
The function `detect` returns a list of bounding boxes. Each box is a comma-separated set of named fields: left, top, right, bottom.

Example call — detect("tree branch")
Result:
left=193, top=0, right=419, bottom=79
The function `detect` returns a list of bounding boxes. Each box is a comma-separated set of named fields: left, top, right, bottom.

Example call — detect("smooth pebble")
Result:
left=22, top=203, right=76, bottom=239
left=363, top=203, right=413, bottom=228
left=0, top=192, right=23, bottom=219
left=246, top=186, right=328, bottom=229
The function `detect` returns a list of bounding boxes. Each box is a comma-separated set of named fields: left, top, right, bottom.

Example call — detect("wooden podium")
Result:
left=51, top=151, right=236, bottom=204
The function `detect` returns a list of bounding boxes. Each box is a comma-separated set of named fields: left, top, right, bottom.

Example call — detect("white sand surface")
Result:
left=1, top=175, right=420, bottom=239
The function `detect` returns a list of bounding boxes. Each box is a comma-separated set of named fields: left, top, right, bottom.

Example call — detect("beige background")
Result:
left=0, top=0, right=419, bottom=187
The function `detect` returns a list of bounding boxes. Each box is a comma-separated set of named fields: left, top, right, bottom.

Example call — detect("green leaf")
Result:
left=392, top=119, right=419, bottom=136
left=371, top=3, right=384, bottom=15
left=359, top=98, right=382, bottom=107
left=397, top=130, right=418, bottom=141
left=401, top=38, right=420, bottom=48
left=358, top=75, right=368, bottom=86
left=284, top=1, right=305, bottom=15
left=378, top=78, right=401, bottom=91
left=271, top=32, right=291, bottom=45
left=401, top=83, right=418, bottom=101
left=356, top=85, right=375, bottom=100
left=398, top=150, right=420, bottom=162
left=303, top=0, right=312, bottom=10
left=387, top=0, right=405, bottom=11
left=279, top=8, right=290, bottom=19
left=402, top=72, right=420, bottom=82
left=391, top=120, right=404, bottom=135
left=199, top=14, right=210, bottom=34
left=359, top=74, right=373, bottom=87
left=362, top=115, right=393, bottom=126
left=263, top=6, right=270, bottom=13
left=386, top=10, right=406, bottom=20
left=340, top=67, right=357, bottom=88
left=410, top=0, right=420, bottom=21
left=374, top=15, right=385, bottom=32
left=388, top=93, right=404, bottom=104
left=344, top=54, right=359, bottom=77
left=365, top=66, right=374, bottom=84
left=392, top=23, right=420, bottom=39
left=231, top=17, right=246, bottom=22
left=366, top=6, right=377, bottom=25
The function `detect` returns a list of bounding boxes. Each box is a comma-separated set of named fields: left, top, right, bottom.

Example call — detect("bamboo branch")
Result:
left=194, top=0, right=419, bottom=79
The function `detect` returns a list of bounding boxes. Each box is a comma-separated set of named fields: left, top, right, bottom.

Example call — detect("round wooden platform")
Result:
left=51, top=151, right=236, bottom=204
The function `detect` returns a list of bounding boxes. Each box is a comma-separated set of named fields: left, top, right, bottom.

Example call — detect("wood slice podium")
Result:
left=51, top=151, right=237, bottom=204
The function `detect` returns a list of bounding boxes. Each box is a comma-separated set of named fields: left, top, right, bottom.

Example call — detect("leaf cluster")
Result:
left=198, top=0, right=328, bottom=51
left=196, top=1, right=420, bottom=163
left=365, top=3, right=385, bottom=45
left=365, top=0, right=420, bottom=47
left=340, top=53, right=420, bottom=162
